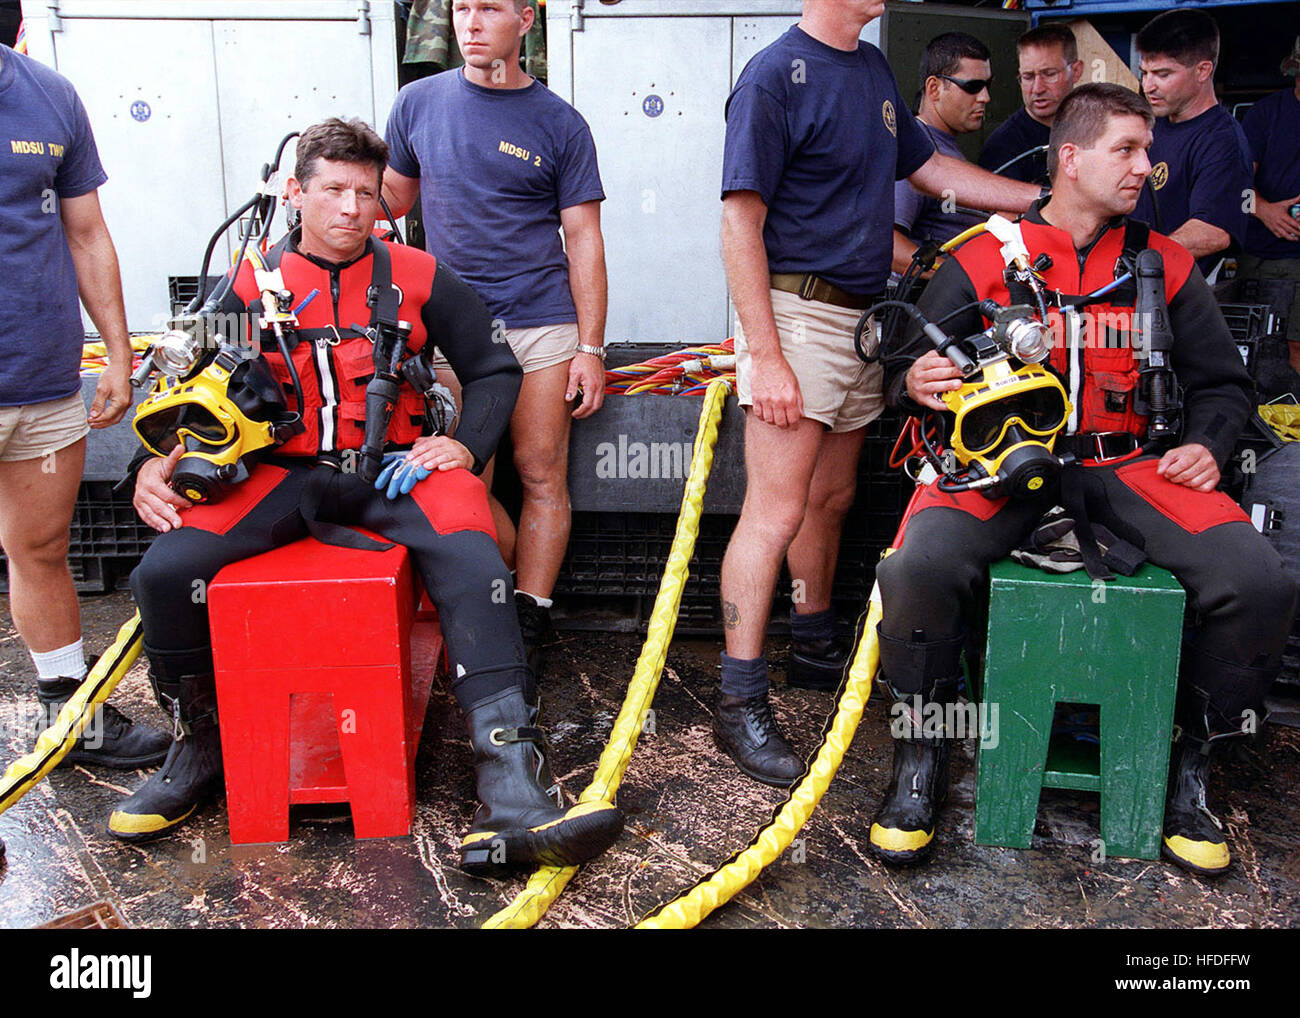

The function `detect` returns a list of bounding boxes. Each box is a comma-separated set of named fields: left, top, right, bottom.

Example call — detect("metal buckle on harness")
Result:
left=316, top=324, right=342, bottom=348
left=1080, top=431, right=1139, bottom=462
left=798, top=274, right=820, bottom=302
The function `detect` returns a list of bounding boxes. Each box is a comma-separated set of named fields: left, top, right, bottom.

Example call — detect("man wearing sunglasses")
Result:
left=893, top=32, right=997, bottom=277
left=978, top=24, right=1083, bottom=186
left=874, top=84, right=1296, bottom=877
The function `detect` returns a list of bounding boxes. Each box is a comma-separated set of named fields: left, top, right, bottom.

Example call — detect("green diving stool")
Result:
left=973, top=559, right=1185, bottom=860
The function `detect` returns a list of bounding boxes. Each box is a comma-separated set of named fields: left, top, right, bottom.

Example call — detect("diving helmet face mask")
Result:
left=942, top=360, right=1072, bottom=499
left=133, top=350, right=297, bottom=504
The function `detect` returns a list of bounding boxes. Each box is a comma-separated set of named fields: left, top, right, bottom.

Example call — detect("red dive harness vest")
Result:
left=953, top=218, right=1194, bottom=442
left=234, top=235, right=432, bottom=459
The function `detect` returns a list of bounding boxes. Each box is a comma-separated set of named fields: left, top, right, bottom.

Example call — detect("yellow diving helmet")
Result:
left=943, top=359, right=1072, bottom=499
left=133, top=341, right=300, bottom=504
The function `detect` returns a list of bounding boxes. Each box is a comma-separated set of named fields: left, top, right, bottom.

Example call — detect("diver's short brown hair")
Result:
left=1018, top=24, right=1078, bottom=66
left=1048, top=83, right=1153, bottom=180
left=294, top=117, right=389, bottom=189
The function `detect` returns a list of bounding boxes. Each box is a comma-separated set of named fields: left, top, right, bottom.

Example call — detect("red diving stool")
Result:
left=207, top=535, right=444, bottom=844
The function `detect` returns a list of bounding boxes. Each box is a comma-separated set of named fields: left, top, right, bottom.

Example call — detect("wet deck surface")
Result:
left=2, top=589, right=1298, bottom=929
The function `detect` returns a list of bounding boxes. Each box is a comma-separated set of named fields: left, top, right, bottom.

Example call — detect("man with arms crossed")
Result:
left=383, top=0, right=608, bottom=682
left=716, top=0, right=1039, bottom=786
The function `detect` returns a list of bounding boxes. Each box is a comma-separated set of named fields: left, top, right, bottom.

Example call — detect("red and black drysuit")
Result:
left=129, top=229, right=527, bottom=717
left=879, top=204, right=1298, bottom=738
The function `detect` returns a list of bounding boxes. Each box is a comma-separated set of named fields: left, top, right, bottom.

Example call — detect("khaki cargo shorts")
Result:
left=431, top=321, right=579, bottom=375
left=0, top=392, right=90, bottom=462
left=735, top=288, right=884, bottom=432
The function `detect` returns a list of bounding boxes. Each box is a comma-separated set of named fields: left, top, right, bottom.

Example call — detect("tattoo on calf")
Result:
left=722, top=601, right=740, bottom=630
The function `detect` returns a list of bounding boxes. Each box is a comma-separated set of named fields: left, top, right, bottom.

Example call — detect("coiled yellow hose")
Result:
left=483, top=378, right=731, bottom=929
left=634, top=572, right=884, bottom=929
left=0, top=612, right=144, bottom=815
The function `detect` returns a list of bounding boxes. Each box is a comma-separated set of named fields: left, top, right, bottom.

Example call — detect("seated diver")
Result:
left=869, top=84, right=1299, bottom=875
left=113, top=117, right=624, bottom=871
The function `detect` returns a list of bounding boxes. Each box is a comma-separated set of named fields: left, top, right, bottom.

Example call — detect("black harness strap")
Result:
left=251, top=235, right=407, bottom=553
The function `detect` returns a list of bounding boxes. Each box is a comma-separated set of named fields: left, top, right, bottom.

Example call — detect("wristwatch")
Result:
left=576, top=343, right=606, bottom=361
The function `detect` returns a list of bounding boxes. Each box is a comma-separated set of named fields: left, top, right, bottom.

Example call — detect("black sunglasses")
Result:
left=941, top=74, right=992, bottom=95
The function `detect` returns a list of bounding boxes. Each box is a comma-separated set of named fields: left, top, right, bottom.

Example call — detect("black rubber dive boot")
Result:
left=868, top=629, right=964, bottom=865
left=108, top=675, right=224, bottom=843
left=519, top=668, right=563, bottom=809
left=1162, top=734, right=1230, bottom=877
left=787, top=633, right=853, bottom=691
left=36, top=667, right=171, bottom=770
left=1161, top=656, right=1277, bottom=877
left=459, top=686, right=623, bottom=873
left=869, top=701, right=952, bottom=865
left=713, top=690, right=804, bottom=788
left=515, top=592, right=553, bottom=683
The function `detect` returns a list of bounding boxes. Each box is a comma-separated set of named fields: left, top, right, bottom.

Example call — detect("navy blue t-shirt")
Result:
left=721, top=26, right=935, bottom=296
left=977, top=106, right=1050, bottom=185
left=0, top=47, right=107, bottom=406
left=1241, top=88, right=1300, bottom=261
left=1132, top=104, right=1252, bottom=274
left=385, top=70, right=604, bottom=330
left=895, top=122, right=986, bottom=247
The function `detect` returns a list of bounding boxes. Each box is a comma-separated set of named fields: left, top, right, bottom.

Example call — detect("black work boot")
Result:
left=713, top=691, right=804, bottom=787
left=515, top=592, right=553, bottom=683
left=459, top=686, right=623, bottom=873
left=108, top=675, right=224, bottom=843
left=36, top=667, right=170, bottom=770
left=1161, top=657, right=1277, bottom=877
left=1162, top=735, right=1230, bottom=877
left=787, top=633, right=853, bottom=691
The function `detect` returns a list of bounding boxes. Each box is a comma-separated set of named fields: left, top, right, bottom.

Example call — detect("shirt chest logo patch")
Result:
left=9, top=139, right=64, bottom=157
left=882, top=100, right=897, bottom=137
left=498, top=140, right=542, bottom=168
left=1150, top=161, right=1168, bottom=191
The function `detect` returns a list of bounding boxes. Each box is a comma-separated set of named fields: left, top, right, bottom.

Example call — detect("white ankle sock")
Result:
left=32, top=640, right=87, bottom=682
left=517, top=590, right=554, bottom=609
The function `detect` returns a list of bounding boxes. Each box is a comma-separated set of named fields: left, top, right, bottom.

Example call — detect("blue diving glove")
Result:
left=374, top=452, right=431, bottom=500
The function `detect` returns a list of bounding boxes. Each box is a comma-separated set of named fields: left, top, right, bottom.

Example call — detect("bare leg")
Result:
left=719, top=413, right=824, bottom=658
left=510, top=361, right=574, bottom=599
left=435, top=366, right=516, bottom=569
left=0, top=439, right=85, bottom=654
left=785, top=427, right=866, bottom=615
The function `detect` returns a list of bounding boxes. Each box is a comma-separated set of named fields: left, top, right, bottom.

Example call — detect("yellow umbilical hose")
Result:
left=0, top=612, right=144, bottom=815
left=635, top=558, right=888, bottom=929
left=940, top=223, right=987, bottom=253
left=483, top=378, right=731, bottom=929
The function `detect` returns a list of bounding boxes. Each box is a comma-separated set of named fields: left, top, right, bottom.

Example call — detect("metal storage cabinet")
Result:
left=19, top=1, right=398, bottom=332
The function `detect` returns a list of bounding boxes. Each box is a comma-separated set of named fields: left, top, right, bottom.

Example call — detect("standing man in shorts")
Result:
left=0, top=44, right=169, bottom=769
left=716, top=0, right=1039, bottom=786
left=383, top=0, right=607, bottom=681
